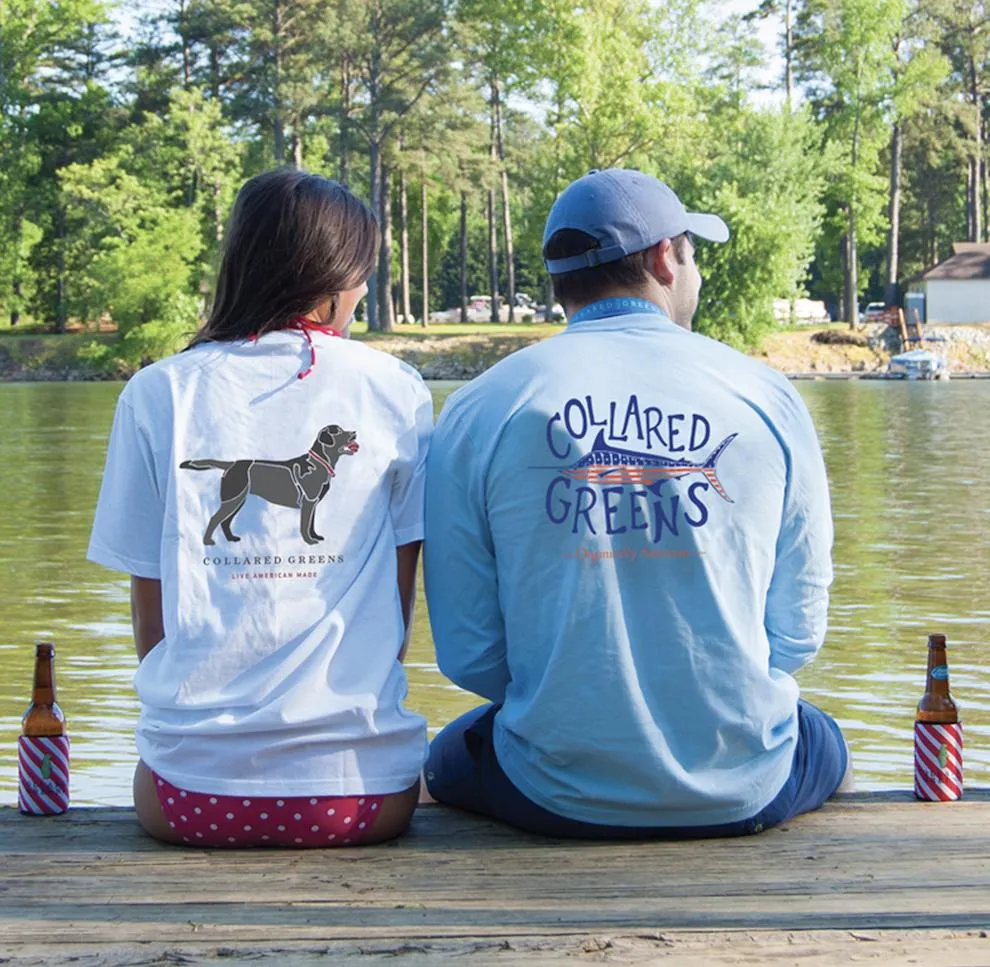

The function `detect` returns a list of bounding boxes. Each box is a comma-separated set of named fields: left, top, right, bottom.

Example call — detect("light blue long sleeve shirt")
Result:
left=424, top=305, right=833, bottom=827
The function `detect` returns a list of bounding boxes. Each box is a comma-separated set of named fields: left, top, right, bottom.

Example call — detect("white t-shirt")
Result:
left=88, top=330, right=431, bottom=796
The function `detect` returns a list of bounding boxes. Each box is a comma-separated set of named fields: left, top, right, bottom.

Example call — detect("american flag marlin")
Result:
left=544, top=429, right=738, bottom=502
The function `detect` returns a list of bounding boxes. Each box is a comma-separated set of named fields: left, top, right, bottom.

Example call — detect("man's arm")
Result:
left=424, top=409, right=509, bottom=704
left=765, top=398, right=834, bottom=675
left=131, top=576, right=165, bottom=662
left=396, top=541, right=420, bottom=663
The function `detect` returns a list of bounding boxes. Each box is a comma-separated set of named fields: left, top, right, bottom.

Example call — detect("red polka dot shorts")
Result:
left=153, top=772, right=385, bottom=848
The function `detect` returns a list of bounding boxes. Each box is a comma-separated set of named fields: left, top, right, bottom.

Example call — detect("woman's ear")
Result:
left=322, top=294, right=340, bottom=327
left=647, top=239, right=676, bottom=287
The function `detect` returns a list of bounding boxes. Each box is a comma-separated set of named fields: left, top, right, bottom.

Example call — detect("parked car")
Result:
left=862, top=301, right=887, bottom=321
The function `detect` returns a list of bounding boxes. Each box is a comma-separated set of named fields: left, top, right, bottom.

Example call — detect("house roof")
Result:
left=920, top=242, right=990, bottom=281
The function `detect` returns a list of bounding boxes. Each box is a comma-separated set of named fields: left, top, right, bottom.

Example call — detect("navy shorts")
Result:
left=425, top=700, right=848, bottom=840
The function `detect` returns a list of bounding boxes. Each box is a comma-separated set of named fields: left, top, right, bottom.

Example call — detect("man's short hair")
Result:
left=544, top=229, right=688, bottom=308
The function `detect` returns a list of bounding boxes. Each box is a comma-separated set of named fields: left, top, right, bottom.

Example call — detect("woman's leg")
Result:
left=134, top=759, right=419, bottom=847
left=352, top=780, right=420, bottom=844
left=133, top=759, right=183, bottom=844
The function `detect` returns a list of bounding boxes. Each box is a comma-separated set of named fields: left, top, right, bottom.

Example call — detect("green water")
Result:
left=1, top=379, right=988, bottom=805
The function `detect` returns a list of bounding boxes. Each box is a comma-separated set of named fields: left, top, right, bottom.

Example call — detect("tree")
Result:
left=694, top=107, right=825, bottom=346
left=882, top=3, right=947, bottom=305
left=796, top=0, right=904, bottom=327
left=0, top=0, right=110, bottom=326
left=745, top=0, right=798, bottom=106
left=344, top=0, right=450, bottom=331
left=930, top=0, right=990, bottom=243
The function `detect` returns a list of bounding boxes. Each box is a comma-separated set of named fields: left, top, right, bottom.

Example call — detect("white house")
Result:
left=909, top=243, right=990, bottom=324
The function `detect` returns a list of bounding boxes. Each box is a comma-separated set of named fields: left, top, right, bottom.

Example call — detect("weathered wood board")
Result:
left=1, top=792, right=989, bottom=965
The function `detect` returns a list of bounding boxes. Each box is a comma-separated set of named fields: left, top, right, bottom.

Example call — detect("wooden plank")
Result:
left=3, top=930, right=990, bottom=967
left=2, top=796, right=989, bottom=961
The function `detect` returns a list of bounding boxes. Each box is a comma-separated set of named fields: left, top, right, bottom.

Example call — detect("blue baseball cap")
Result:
left=543, top=169, right=730, bottom=275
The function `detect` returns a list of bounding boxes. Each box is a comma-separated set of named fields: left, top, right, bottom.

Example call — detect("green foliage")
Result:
left=1, top=0, right=988, bottom=358
left=61, top=149, right=204, bottom=330
left=694, top=107, right=825, bottom=347
left=77, top=292, right=201, bottom=374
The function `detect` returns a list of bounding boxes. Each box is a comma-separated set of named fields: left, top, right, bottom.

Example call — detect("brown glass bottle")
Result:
left=916, top=633, right=959, bottom=724
left=22, top=642, right=66, bottom=737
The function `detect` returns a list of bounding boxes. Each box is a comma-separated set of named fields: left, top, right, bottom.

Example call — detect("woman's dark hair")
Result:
left=544, top=229, right=689, bottom=308
left=190, top=169, right=379, bottom=346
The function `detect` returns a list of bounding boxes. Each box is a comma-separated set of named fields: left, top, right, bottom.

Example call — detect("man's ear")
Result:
left=646, top=239, right=676, bottom=287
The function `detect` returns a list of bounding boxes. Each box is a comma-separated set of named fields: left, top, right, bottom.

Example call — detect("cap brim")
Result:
left=686, top=212, right=730, bottom=243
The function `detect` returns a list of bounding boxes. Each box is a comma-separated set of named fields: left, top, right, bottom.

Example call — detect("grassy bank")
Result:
left=4, top=321, right=990, bottom=382
left=0, top=331, right=118, bottom=381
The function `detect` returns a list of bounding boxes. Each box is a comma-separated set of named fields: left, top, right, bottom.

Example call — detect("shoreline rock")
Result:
left=4, top=324, right=990, bottom=383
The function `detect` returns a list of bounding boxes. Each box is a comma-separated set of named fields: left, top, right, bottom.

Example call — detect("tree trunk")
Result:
left=984, top=150, right=990, bottom=244
left=968, top=157, right=977, bottom=242
left=420, top=177, right=429, bottom=328
left=272, top=0, right=285, bottom=164
left=338, top=58, right=351, bottom=185
left=178, top=0, right=192, bottom=88
left=884, top=122, right=902, bottom=308
left=208, top=45, right=221, bottom=101
left=488, top=97, right=500, bottom=322
left=399, top=167, right=411, bottom=323
left=970, top=56, right=983, bottom=243
left=460, top=190, right=469, bottom=324
left=846, top=109, right=861, bottom=329
left=927, top=196, right=937, bottom=266
left=492, top=76, right=515, bottom=322
left=213, top=179, right=224, bottom=243
left=367, top=139, right=381, bottom=330
left=291, top=131, right=303, bottom=169
left=844, top=210, right=859, bottom=330
left=487, top=186, right=499, bottom=322
left=55, top=206, right=67, bottom=333
left=378, top=163, right=394, bottom=333
left=10, top=210, right=23, bottom=325
left=783, top=0, right=795, bottom=108
left=10, top=280, right=21, bottom=326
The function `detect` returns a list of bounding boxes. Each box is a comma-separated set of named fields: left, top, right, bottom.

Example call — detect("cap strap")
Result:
left=544, top=242, right=629, bottom=275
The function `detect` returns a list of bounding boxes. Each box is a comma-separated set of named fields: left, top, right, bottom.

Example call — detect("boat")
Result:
left=886, top=349, right=950, bottom=380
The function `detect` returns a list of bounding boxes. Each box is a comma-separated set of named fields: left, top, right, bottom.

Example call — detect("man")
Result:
left=423, top=168, right=849, bottom=838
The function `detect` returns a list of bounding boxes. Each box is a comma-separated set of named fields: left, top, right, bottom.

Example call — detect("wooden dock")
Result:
left=2, top=792, right=990, bottom=966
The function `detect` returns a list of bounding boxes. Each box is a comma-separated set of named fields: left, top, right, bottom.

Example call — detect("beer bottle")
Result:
left=18, top=641, right=70, bottom=815
left=914, top=633, right=963, bottom=802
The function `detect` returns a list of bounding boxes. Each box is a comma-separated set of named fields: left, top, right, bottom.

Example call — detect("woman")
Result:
left=88, top=169, right=431, bottom=847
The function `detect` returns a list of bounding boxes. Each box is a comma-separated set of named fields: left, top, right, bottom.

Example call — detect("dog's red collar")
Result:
left=307, top=449, right=335, bottom=476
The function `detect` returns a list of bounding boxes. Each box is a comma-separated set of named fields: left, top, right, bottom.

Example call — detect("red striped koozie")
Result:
left=18, top=735, right=70, bottom=815
left=914, top=723, right=963, bottom=802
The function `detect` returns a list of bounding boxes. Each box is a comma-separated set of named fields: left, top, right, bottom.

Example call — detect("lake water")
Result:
left=1, top=379, right=988, bottom=805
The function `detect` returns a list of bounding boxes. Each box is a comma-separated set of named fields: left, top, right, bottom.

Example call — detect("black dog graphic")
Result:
left=180, top=425, right=359, bottom=546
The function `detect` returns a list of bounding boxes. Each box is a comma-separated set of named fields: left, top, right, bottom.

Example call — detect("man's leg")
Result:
left=425, top=704, right=627, bottom=837
left=424, top=704, right=498, bottom=813
left=753, top=700, right=851, bottom=830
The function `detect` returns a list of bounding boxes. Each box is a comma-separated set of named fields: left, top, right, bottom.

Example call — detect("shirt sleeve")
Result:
left=389, top=377, right=434, bottom=547
left=765, top=392, right=834, bottom=676
left=424, top=399, right=509, bottom=704
left=87, top=392, right=164, bottom=579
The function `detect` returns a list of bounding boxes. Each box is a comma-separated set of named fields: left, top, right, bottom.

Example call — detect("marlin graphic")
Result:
left=550, top=430, right=738, bottom=502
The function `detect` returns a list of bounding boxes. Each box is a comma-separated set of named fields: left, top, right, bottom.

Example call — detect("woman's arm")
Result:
left=131, top=576, right=165, bottom=662
left=396, top=541, right=421, bottom=663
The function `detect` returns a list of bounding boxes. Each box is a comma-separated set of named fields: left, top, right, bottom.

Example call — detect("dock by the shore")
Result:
left=2, top=791, right=989, bottom=965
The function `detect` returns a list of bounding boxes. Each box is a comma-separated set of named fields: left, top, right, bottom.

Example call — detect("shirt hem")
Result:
left=87, top=541, right=161, bottom=579
left=394, top=524, right=424, bottom=546
left=142, top=760, right=424, bottom=798
left=495, top=736, right=791, bottom=828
